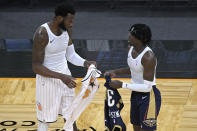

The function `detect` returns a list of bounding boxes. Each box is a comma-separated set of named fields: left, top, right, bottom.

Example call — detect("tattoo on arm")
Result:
left=32, top=27, right=63, bottom=79
left=32, top=27, right=48, bottom=68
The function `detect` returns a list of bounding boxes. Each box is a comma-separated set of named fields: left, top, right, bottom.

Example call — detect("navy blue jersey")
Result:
left=104, top=76, right=126, bottom=131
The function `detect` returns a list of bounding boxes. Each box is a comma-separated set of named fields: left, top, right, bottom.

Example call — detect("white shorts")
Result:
left=36, top=74, right=75, bottom=123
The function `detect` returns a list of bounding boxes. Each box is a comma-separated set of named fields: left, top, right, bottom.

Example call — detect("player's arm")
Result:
left=104, top=68, right=131, bottom=78
left=142, top=51, right=156, bottom=82
left=66, top=28, right=96, bottom=68
left=32, top=27, right=76, bottom=88
left=32, top=27, right=63, bottom=78
left=110, top=51, right=156, bottom=92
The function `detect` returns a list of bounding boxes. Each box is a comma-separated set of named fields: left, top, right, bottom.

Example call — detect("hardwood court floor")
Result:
left=0, top=78, right=197, bottom=131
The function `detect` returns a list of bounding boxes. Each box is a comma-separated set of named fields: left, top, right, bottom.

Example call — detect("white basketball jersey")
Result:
left=127, top=46, right=156, bottom=85
left=36, top=24, right=75, bottom=123
left=63, top=65, right=101, bottom=131
left=40, top=23, right=71, bottom=75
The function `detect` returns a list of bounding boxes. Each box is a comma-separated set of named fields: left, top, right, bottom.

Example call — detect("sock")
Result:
left=37, top=121, right=49, bottom=131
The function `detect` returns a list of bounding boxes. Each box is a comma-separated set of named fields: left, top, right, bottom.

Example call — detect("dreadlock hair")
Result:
left=129, top=24, right=152, bottom=45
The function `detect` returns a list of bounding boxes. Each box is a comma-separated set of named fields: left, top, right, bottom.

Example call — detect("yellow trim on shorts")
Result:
left=105, top=126, right=110, bottom=131
left=112, top=125, right=122, bottom=131
left=147, top=88, right=156, bottom=119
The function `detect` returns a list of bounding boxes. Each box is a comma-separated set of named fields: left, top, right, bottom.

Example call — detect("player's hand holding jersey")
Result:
left=60, top=74, right=76, bottom=88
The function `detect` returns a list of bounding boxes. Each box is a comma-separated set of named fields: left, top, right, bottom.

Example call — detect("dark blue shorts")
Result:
left=130, top=86, right=161, bottom=130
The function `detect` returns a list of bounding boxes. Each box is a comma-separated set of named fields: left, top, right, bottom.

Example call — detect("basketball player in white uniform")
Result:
left=32, top=3, right=96, bottom=131
left=105, top=24, right=161, bottom=131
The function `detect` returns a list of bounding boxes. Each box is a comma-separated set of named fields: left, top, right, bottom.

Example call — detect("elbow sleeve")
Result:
left=122, top=80, right=153, bottom=92
left=66, top=44, right=85, bottom=67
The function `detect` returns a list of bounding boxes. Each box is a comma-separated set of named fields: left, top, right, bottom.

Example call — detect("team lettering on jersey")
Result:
left=104, top=76, right=126, bottom=131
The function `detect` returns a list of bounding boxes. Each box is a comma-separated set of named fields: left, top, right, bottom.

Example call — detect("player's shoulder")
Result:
left=142, top=47, right=156, bottom=64
left=33, top=26, right=49, bottom=48
left=127, top=45, right=133, bottom=53
left=34, top=26, right=49, bottom=43
left=35, top=26, right=48, bottom=38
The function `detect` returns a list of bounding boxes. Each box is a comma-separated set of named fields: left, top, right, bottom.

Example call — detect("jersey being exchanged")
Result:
left=104, top=76, right=126, bottom=131
left=63, top=65, right=101, bottom=131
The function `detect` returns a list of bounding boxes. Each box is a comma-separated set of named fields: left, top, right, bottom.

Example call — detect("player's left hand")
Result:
left=84, top=61, right=97, bottom=68
left=109, top=80, right=123, bottom=89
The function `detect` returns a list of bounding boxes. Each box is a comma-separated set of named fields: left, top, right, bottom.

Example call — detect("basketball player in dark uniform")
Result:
left=105, top=24, right=161, bottom=131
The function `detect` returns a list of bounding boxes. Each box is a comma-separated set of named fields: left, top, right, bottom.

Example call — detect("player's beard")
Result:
left=58, top=20, right=67, bottom=31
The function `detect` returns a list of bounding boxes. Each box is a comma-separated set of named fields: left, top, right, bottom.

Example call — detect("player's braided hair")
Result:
left=129, top=24, right=152, bottom=45
left=55, top=2, right=75, bottom=17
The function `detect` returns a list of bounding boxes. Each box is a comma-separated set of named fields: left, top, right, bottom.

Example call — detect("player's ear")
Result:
left=56, top=16, right=63, bottom=22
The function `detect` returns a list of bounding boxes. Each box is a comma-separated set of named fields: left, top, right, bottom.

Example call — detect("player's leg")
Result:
left=139, top=86, right=161, bottom=131
left=36, top=76, right=62, bottom=129
left=37, top=121, right=49, bottom=131
left=130, top=93, right=141, bottom=131
left=133, top=125, right=141, bottom=131
left=139, top=92, right=154, bottom=131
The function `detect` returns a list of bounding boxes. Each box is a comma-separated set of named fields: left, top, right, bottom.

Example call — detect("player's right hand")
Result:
left=104, top=70, right=116, bottom=78
left=60, top=75, right=77, bottom=88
